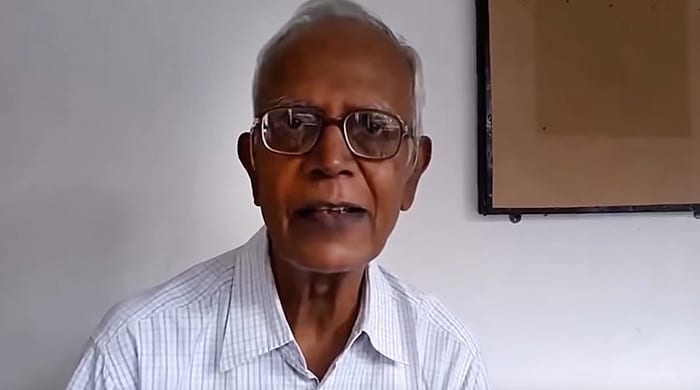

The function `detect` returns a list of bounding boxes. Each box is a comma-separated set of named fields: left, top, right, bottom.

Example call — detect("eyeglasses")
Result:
left=250, top=106, right=412, bottom=160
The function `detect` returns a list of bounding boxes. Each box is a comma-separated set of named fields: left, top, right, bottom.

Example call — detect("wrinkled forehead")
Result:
left=254, top=18, right=414, bottom=120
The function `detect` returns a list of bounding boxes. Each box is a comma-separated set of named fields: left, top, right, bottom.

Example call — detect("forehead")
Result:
left=255, top=19, right=414, bottom=119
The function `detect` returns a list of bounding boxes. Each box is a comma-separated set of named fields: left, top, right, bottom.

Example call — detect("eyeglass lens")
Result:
left=260, top=107, right=403, bottom=159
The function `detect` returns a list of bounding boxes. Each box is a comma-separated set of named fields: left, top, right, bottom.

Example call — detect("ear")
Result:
left=401, top=136, right=432, bottom=211
left=237, top=132, right=260, bottom=206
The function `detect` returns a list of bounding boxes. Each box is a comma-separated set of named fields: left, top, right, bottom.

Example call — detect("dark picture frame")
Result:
left=475, top=0, right=700, bottom=221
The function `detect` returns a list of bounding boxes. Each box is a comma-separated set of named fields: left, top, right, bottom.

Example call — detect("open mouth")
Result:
left=295, top=202, right=367, bottom=218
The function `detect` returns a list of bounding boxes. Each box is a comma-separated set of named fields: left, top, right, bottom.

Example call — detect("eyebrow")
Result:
left=262, top=96, right=393, bottom=113
left=268, top=97, right=313, bottom=108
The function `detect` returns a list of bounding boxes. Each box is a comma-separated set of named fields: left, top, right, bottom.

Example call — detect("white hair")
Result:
left=252, top=0, right=426, bottom=141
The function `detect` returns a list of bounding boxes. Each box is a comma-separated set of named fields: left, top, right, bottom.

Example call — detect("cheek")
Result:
left=365, top=163, right=408, bottom=222
left=256, top=159, right=299, bottom=215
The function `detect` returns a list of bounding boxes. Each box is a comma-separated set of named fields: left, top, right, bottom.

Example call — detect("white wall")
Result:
left=1, top=1, right=698, bottom=389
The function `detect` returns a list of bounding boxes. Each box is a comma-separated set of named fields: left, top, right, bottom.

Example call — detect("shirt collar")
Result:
left=359, top=260, right=409, bottom=365
left=219, top=227, right=409, bottom=372
left=219, top=227, right=294, bottom=371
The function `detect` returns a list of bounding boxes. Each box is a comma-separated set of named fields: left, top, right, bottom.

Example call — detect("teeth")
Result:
left=319, top=207, right=348, bottom=213
left=301, top=205, right=363, bottom=215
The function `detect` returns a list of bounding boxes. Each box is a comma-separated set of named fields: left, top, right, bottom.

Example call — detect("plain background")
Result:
left=1, top=1, right=698, bottom=389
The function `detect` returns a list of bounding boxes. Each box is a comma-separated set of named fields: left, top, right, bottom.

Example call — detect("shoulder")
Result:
left=67, top=249, right=242, bottom=389
left=377, top=265, right=480, bottom=351
left=376, top=265, right=489, bottom=389
left=90, top=249, right=238, bottom=347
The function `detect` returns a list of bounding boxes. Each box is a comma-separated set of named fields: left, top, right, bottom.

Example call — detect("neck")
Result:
left=268, top=248, right=368, bottom=378
left=270, top=255, right=365, bottom=337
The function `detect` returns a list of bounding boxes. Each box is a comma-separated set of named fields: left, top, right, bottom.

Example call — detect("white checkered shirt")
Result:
left=66, top=228, right=488, bottom=389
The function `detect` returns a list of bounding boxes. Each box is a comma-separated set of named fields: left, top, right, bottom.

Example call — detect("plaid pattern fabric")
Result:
left=67, top=227, right=488, bottom=389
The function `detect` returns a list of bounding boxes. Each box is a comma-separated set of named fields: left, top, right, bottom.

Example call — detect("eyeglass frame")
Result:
left=248, top=106, right=416, bottom=161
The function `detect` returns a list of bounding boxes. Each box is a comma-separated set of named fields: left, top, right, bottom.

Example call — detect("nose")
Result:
left=303, top=122, right=355, bottom=179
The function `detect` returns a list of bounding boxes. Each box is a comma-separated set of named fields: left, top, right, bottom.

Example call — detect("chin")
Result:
left=286, top=244, right=372, bottom=274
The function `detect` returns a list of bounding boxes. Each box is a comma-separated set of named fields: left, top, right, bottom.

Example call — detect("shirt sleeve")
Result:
left=424, top=332, right=491, bottom=390
left=65, top=341, right=118, bottom=390
left=458, top=351, right=490, bottom=390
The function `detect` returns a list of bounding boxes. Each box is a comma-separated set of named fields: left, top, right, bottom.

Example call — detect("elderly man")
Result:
left=67, top=0, right=487, bottom=388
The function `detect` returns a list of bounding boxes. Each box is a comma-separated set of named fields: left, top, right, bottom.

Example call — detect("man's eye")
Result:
left=366, top=120, right=388, bottom=134
left=353, top=113, right=391, bottom=134
left=287, top=112, right=317, bottom=129
left=288, top=116, right=302, bottom=128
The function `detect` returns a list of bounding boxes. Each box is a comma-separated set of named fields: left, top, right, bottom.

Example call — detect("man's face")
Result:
left=239, top=19, right=431, bottom=273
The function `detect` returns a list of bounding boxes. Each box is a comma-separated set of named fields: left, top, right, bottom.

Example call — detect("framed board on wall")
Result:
left=476, top=0, right=700, bottom=220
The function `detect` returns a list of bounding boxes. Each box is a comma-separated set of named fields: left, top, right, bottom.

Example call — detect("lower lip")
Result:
left=293, top=210, right=368, bottom=230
